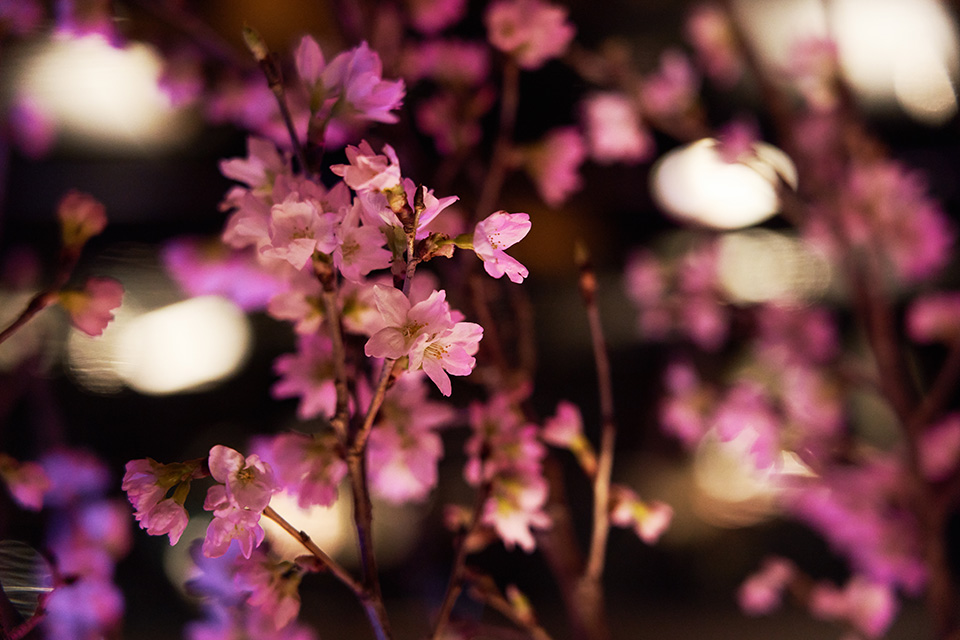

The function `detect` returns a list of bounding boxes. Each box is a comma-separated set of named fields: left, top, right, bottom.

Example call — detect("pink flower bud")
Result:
left=57, top=190, right=107, bottom=249
left=59, top=276, right=124, bottom=337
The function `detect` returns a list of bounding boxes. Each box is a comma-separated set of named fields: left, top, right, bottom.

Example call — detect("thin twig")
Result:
left=474, top=60, right=520, bottom=222
left=262, top=506, right=362, bottom=594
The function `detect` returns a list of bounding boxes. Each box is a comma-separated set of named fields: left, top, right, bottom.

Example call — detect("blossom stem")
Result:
left=576, top=244, right=616, bottom=584
left=319, top=278, right=351, bottom=443
left=262, top=506, right=362, bottom=594
left=461, top=568, right=554, bottom=640
left=475, top=59, right=519, bottom=222
left=0, top=291, right=55, bottom=346
left=429, top=481, right=493, bottom=640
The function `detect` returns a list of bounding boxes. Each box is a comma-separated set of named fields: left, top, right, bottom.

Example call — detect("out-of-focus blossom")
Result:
left=261, top=433, right=347, bottom=509
left=272, top=333, right=339, bottom=421
left=581, top=92, right=653, bottom=164
left=401, top=40, right=490, bottom=86
left=0, top=453, right=49, bottom=511
left=715, top=118, right=759, bottom=164
left=806, top=161, right=954, bottom=284
left=659, top=359, right=713, bottom=449
left=58, top=277, right=124, bottom=337
left=8, top=96, right=56, bottom=158
left=472, top=211, right=531, bottom=283
left=405, top=0, right=468, bottom=34
left=57, top=190, right=106, bottom=250
left=809, top=577, right=897, bottom=638
left=918, top=414, right=960, bottom=482
left=787, top=37, right=840, bottom=111
left=42, top=449, right=111, bottom=507
left=522, top=127, right=586, bottom=207
left=485, top=0, right=575, bottom=70
left=609, top=484, right=672, bottom=544
left=641, top=50, right=700, bottom=119
left=163, top=238, right=288, bottom=312
left=907, top=292, right=960, bottom=344
left=738, top=556, right=796, bottom=615
left=684, top=3, right=742, bottom=87
left=44, top=577, right=124, bottom=640
left=754, top=304, right=839, bottom=367
left=712, top=382, right=780, bottom=471
left=234, top=552, right=303, bottom=630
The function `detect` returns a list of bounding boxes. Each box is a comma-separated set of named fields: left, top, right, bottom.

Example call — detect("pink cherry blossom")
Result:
left=334, top=200, right=392, bottom=282
left=541, top=400, right=584, bottom=449
left=609, top=484, right=672, bottom=544
left=684, top=3, right=742, bottom=87
left=712, top=382, right=780, bottom=470
left=0, top=453, right=49, bottom=511
left=907, top=292, right=960, bottom=344
left=406, top=0, right=468, bottom=34
left=641, top=49, right=700, bottom=119
left=219, top=136, right=288, bottom=194
left=400, top=40, right=490, bottom=86
left=738, top=556, right=796, bottom=615
left=523, top=127, right=586, bottom=207
left=482, top=470, right=551, bottom=552
left=273, top=334, right=339, bottom=421
left=485, top=0, right=575, bottom=70
left=331, top=141, right=403, bottom=193
left=809, top=577, right=897, bottom=638
left=262, top=195, right=339, bottom=269
left=473, top=211, right=531, bottom=283
left=59, top=276, right=124, bottom=337
left=208, top=445, right=278, bottom=513
left=234, top=550, right=303, bottom=630
left=203, top=501, right=267, bottom=559
left=322, top=42, right=406, bottom=124
left=659, top=359, right=712, bottom=448
left=918, top=414, right=960, bottom=482
left=581, top=92, right=653, bottom=164
left=57, top=190, right=106, bottom=249
left=415, top=320, right=483, bottom=396
left=140, top=498, right=190, bottom=545
left=364, top=286, right=455, bottom=361
left=265, top=432, right=347, bottom=508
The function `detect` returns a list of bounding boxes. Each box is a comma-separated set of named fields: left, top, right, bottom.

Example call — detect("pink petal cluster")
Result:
left=296, top=38, right=405, bottom=124
left=365, top=286, right=482, bottom=396
left=0, top=453, right=50, bottom=511
left=809, top=577, right=897, bottom=638
left=641, top=50, right=700, bottom=119
left=203, top=445, right=278, bottom=559
left=684, top=3, right=742, bottom=87
left=609, top=484, right=672, bottom=544
left=263, top=432, right=347, bottom=508
left=405, top=0, right=468, bottom=35
left=907, top=292, right=960, bottom=344
left=331, top=141, right=403, bottom=193
left=659, top=359, right=712, bottom=448
left=523, top=127, right=586, bottom=207
left=918, top=414, right=960, bottom=482
left=234, top=551, right=303, bottom=630
left=466, top=391, right=551, bottom=552
left=122, top=458, right=198, bottom=545
left=473, top=211, right=531, bottom=283
left=57, top=190, right=107, bottom=249
left=272, top=333, right=339, bottom=420
left=484, top=0, right=575, bottom=70
left=581, top=92, right=653, bottom=164
left=367, top=375, right=455, bottom=503
left=737, top=556, right=796, bottom=615
left=59, top=276, right=124, bottom=337
left=712, top=382, right=781, bottom=471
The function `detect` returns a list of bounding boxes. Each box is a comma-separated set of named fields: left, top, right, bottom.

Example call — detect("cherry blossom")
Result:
left=58, top=276, right=124, bottom=337
left=473, top=211, right=531, bottom=283
left=57, top=190, right=106, bottom=249
left=738, top=557, right=796, bottom=615
left=331, top=141, right=403, bottom=193
left=609, top=484, right=673, bottom=544
left=272, top=333, right=339, bottom=421
left=485, top=0, right=575, bottom=70
left=262, top=195, right=339, bottom=269
left=207, top=445, right=278, bottom=513
left=522, top=127, right=586, bottom=207
left=0, top=453, right=49, bottom=511
left=263, top=432, right=347, bottom=508
left=581, top=92, right=653, bottom=164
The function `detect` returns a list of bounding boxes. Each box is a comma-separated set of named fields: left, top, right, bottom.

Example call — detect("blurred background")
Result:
left=1, top=0, right=960, bottom=637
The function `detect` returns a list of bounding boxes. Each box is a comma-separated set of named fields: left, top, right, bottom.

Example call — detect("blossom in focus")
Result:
left=57, top=190, right=106, bottom=250
left=262, top=195, right=339, bottom=269
left=122, top=457, right=201, bottom=546
left=207, top=445, right=278, bottom=513
left=59, top=276, right=124, bottom=337
left=738, top=556, right=796, bottom=615
left=320, top=41, right=406, bottom=124
left=202, top=496, right=267, bottom=559
left=219, top=137, right=288, bottom=195
left=609, top=484, right=672, bottom=544
left=473, top=211, right=531, bottom=283
left=331, top=141, right=403, bottom=193
left=581, top=92, right=653, bottom=164
left=522, top=127, right=586, bottom=207
left=485, top=0, right=575, bottom=70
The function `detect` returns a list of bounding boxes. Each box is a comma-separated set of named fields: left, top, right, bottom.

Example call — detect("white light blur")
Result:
left=650, top=139, right=796, bottom=230
left=262, top=491, right=352, bottom=563
left=716, top=229, right=832, bottom=303
left=114, top=296, right=252, bottom=395
left=14, top=34, right=196, bottom=149
left=735, top=0, right=959, bottom=125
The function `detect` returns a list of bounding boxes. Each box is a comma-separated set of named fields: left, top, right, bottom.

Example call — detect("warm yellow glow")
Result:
left=262, top=491, right=352, bottom=563
left=716, top=229, right=832, bottom=303
left=733, top=0, right=828, bottom=71
left=115, top=296, right=252, bottom=395
left=691, top=432, right=780, bottom=527
left=15, top=34, right=196, bottom=149
left=893, top=45, right=958, bottom=126
left=650, top=139, right=796, bottom=230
